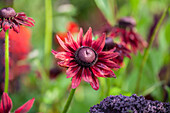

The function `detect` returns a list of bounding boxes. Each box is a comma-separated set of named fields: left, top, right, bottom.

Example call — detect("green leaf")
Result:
left=0, top=28, right=2, bottom=32
left=94, top=0, right=115, bottom=25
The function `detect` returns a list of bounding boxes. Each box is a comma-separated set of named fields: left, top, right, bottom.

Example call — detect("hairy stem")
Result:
left=62, top=88, right=76, bottom=113
left=4, top=29, right=9, bottom=93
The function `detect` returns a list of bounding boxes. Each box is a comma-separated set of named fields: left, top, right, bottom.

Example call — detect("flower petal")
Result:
left=82, top=68, right=93, bottom=83
left=77, top=28, right=83, bottom=47
left=56, top=35, right=72, bottom=52
left=92, top=33, right=106, bottom=53
left=58, top=60, right=78, bottom=68
left=90, top=76, right=99, bottom=90
left=99, top=59, right=120, bottom=69
left=2, top=20, right=11, bottom=31
left=71, top=68, right=82, bottom=89
left=98, top=51, right=119, bottom=59
left=12, top=23, right=20, bottom=33
left=91, top=66, right=106, bottom=78
left=82, top=27, right=92, bottom=47
left=66, top=32, right=78, bottom=50
left=15, top=98, right=35, bottom=113
left=14, top=18, right=32, bottom=27
left=53, top=52, right=74, bottom=61
left=66, top=66, right=81, bottom=78
left=1, top=92, right=12, bottom=113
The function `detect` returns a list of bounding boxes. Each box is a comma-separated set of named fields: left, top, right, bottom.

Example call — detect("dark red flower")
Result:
left=103, top=37, right=131, bottom=65
left=0, top=92, right=35, bottom=113
left=0, top=7, right=35, bottom=33
left=52, top=27, right=120, bottom=90
left=110, top=17, right=147, bottom=54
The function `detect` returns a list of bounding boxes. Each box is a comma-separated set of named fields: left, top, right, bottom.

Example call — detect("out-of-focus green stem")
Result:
left=62, top=88, right=76, bottom=113
left=135, top=8, right=168, bottom=94
left=44, top=0, right=53, bottom=70
left=4, top=29, right=9, bottom=93
left=106, top=78, right=110, bottom=96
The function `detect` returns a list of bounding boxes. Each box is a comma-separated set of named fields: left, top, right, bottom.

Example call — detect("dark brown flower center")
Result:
left=118, top=17, right=136, bottom=29
left=75, top=46, right=98, bottom=67
left=0, top=7, right=16, bottom=18
left=103, top=37, right=115, bottom=51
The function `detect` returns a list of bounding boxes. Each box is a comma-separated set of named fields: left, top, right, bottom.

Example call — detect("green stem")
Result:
left=62, top=88, right=76, bottom=113
left=44, top=0, right=53, bottom=69
left=135, top=8, right=168, bottom=94
left=106, top=78, right=110, bottom=96
left=4, top=29, right=9, bottom=93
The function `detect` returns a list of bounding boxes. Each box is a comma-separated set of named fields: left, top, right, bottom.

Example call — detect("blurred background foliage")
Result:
left=0, top=0, right=170, bottom=113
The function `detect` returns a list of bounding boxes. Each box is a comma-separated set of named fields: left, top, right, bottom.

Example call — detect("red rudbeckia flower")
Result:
left=0, top=92, right=35, bottom=113
left=52, top=27, right=120, bottom=90
left=0, top=7, right=35, bottom=33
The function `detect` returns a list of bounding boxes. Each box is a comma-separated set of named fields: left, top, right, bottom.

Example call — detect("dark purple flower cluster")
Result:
left=89, top=94, right=170, bottom=113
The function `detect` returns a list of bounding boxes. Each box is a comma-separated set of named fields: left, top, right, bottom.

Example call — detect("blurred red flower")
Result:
left=52, top=27, right=120, bottom=90
left=0, top=92, right=34, bottom=113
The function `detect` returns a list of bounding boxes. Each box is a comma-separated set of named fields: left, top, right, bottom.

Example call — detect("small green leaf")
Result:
left=0, top=28, right=2, bottom=32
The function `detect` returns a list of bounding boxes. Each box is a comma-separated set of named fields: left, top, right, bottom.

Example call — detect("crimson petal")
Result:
left=98, top=51, right=119, bottom=59
left=53, top=52, right=73, bottom=61
left=71, top=69, right=82, bottom=89
left=1, top=93, right=12, bottom=113
left=15, top=98, right=35, bottom=113
left=2, top=20, right=11, bottom=31
left=58, top=61, right=78, bottom=67
left=77, top=28, right=83, bottom=47
left=90, top=76, right=99, bottom=90
left=66, top=66, right=81, bottom=78
left=82, top=68, right=93, bottom=82
left=91, top=66, right=105, bottom=78
left=12, top=23, right=20, bottom=33
left=99, top=59, right=120, bottom=69
left=56, top=35, right=72, bottom=52
left=82, top=27, right=92, bottom=47
left=92, top=33, right=106, bottom=53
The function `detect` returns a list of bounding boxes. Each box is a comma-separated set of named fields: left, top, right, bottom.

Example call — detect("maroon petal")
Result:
left=71, top=69, right=82, bottom=89
left=98, top=51, right=119, bottom=59
left=82, top=27, right=92, bottom=47
left=77, top=28, right=83, bottom=47
left=58, top=60, right=78, bottom=67
left=0, top=99, right=3, bottom=112
left=82, top=68, right=93, bottom=82
left=14, top=18, right=32, bottom=27
left=99, top=59, right=120, bottom=69
left=17, top=12, right=26, bottom=17
left=2, top=20, right=11, bottom=31
left=90, top=66, right=105, bottom=78
left=53, top=52, right=74, bottom=61
left=15, top=98, right=35, bottom=113
left=92, top=33, right=106, bottom=53
left=12, top=23, right=20, bottom=33
left=27, top=17, right=35, bottom=23
left=56, top=35, right=72, bottom=52
left=66, top=66, right=81, bottom=78
left=90, top=76, right=99, bottom=90
left=1, top=92, right=12, bottom=113
left=66, top=32, right=78, bottom=50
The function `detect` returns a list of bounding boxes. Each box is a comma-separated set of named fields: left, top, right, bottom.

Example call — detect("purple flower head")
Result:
left=89, top=94, right=170, bottom=113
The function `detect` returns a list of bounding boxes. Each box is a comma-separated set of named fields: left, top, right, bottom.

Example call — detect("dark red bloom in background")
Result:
left=103, top=37, right=131, bottom=65
left=110, top=17, right=148, bottom=54
left=52, top=27, right=120, bottom=90
left=0, top=7, right=35, bottom=33
left=0, top=92, right=35, bottom=113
